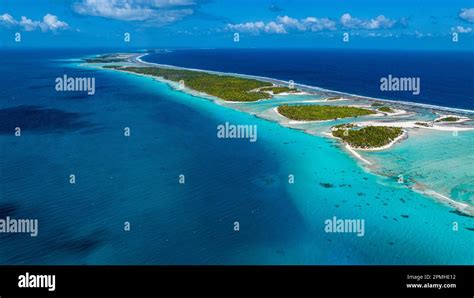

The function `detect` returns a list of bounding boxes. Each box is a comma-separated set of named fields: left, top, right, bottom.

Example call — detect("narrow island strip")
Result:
left=274, top=105, right=403, bottom=151
left=103, top=65, right=301, bottom=102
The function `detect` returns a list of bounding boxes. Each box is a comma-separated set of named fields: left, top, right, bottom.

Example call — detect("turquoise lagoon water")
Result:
left=364, top=129, right=474, bottom=205
left=0, top=50, right=473, bottom=264
left=224, top=94, right=474, bottom=207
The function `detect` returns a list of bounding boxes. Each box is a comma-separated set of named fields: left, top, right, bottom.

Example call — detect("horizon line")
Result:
left=0, top=46, right=472, bottom=52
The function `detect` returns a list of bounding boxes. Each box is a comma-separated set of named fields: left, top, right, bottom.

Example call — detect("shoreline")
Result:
left=321, top=132, right=373, bottom=165
left=344, top=144, right=373, bottom=165
left=348, top=130, right=407, bottom=152
left=433, top=114, right=471, bottom=123
left=323, top=126, right=407, bottom=152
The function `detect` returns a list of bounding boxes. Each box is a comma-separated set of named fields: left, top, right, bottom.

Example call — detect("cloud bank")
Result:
left=73, top=0, right=198, bottom=25
left=227, top=13, right=399, bottom=34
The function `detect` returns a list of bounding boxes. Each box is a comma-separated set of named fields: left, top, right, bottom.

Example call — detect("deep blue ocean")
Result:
left=0, top=49, right=473, bottom=264
left=143, top=48, right=474, bottom=110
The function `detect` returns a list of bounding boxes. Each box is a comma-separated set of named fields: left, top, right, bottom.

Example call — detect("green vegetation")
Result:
left=435, top=116, right=460, bottom=122
left=415, top=122, right=430, bottom=127
left=378, top=106, right=395, bottom=113
left=260, top=86, right=297, bottom=94
left=371, top=102, right=384, bottom=107
left=110, top=66, right=273, bottom=102
left=332, top=126, right=403, bottom=149
left=103, top=65, right=123, bottom=69
left=85, top=54, right=128, bottom=63
left=277, top=105, right=375, bottom=121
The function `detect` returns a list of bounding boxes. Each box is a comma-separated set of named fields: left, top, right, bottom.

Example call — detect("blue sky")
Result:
left=1, top=0, right=473, bottom=49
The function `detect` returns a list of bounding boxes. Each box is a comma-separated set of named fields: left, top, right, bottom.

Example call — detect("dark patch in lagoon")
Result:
left=0, top=105, right=94, bottom=134
left=465, top=227, right=474, bottom=231
left=401, top=214, right=409, bottom=218
left=319, top=182, right=334, bottom=188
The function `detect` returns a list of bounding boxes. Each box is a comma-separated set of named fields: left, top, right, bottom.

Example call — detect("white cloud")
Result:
left=226, top=21, right=286, bottom=34
left=227, top=13, right=402, bottom=35
left=276, top=16, right=306, bottom=31
left=227, top=15, right=336, bottom=35
left=451, top=25, right=472, bottom=33
left=73, top=0, right=196, bottom=25
left=340, top=13, right=396, bottom=29
left=0, top=13, right=69, bottom=32
left=0, top=13, right=16, bottom=25
left=459, top=8, right=474, bottom=22
left=40, top=14, right=69, bottom=32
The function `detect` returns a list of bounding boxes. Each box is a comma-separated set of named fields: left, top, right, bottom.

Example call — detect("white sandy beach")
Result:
left=355, top=120, right=474, bottom=131
left=325, top=128, right=407, bottom=152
